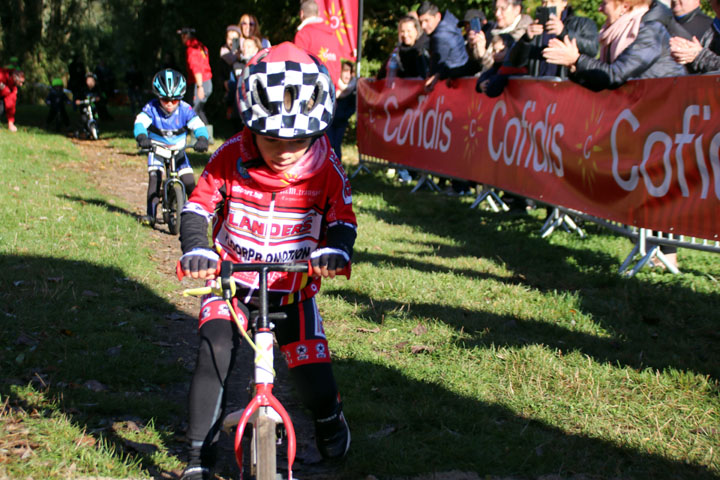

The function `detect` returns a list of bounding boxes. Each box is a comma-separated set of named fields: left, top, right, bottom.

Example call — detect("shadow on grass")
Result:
left=349, top=173, right=720, bottom=381
left=333, top=356, right=718, bottom=479
left=0, top=253, right=190, bottom=478
left=58, top=194, right=180, bottom=238
left=59, top=194, right=139, bottom=220
left=1, top=253, right=717, bottom=479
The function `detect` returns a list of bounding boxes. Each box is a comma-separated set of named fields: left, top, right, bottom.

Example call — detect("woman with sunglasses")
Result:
left=134, top=69, right=210, bottom=226
left=238, top=13, right=271, bottom=50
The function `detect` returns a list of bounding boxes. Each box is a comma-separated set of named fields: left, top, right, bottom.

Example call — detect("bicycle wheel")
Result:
left=166, top=183, right=184, bottom=235
left=253, top=414, right=277, bottom=480
left=88, top=122, right=98, bottom=140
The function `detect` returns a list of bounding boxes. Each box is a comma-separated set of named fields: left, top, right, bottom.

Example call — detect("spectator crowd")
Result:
left=4, top=0, right=720, bottom=267
left=366, top=0, right=720, bottom=268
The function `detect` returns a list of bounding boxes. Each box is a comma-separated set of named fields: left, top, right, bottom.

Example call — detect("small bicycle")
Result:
left=178, top=260, right=350, bottom=480
left=140, top=140, right=188, bottom=235
left=76, top=95, right=100, bottom=140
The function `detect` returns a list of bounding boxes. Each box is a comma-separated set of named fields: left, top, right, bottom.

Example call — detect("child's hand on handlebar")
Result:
left=310, top=248, right=349, bottom=279
left=136, top=134, right=152, bottom=149
left=193, top=136, right=209, bottom=152
left=180, top=248, right=220, bottom=279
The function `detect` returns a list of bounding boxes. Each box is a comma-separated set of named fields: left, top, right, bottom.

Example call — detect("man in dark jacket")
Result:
left=512, top=0, right=598, bottom=78
left=670, top=0, right=720, bottom=72
left=543, top=0, right=686, bottom=91
left=672, top=0, right=712, bottom=38
left=418, top=1, right=470, bottom=90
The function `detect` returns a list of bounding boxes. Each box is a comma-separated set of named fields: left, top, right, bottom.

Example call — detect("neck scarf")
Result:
left=599, top=5, right=649, bottom=63
left=239, top=128, right=329, bottom=192
left=491, top=14, right=522, bottom=36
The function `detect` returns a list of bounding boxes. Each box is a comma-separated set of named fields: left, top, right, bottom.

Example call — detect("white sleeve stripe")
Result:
left=187, top=116, right=205, bottom=131
left=180, top=249, right=220, bottom=261
left=311, top=247, right=350, bottom=262
left=136, top=112, right=152, bottom=128
left=328, top=221, right=357, bottom=231
left=182, top=201, right=214, bottom=220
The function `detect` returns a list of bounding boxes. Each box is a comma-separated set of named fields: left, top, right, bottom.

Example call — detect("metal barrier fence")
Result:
left=354, top=154, right=720, bottom=277
left=540, top=206, right=720, bottom=277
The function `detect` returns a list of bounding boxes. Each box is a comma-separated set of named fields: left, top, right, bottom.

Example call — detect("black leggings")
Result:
left=146, top=171, right=195, bottom=217
left=186, top=299, right=339, bottom=447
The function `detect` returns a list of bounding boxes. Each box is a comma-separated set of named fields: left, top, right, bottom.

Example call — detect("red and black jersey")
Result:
left=181, top=129, right=357, bottom=305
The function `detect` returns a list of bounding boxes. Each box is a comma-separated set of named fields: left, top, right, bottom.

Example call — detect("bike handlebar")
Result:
left=138, top=139, right=194, bottom=156
left=176, top=259, right=351, bottom=283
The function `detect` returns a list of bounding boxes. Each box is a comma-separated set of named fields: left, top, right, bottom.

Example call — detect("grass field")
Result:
left=1, top=108, right=719, bottom=479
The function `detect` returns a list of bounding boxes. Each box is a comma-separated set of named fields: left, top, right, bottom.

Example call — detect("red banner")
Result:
left=357, top=76, right=720, bottom=240
left=317, top=0, right=358, bottom=61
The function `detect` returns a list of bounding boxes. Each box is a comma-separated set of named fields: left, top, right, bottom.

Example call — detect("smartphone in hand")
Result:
left=470, top=16, right=483, bottom=33
left=534, top=6, right=556, bottom=25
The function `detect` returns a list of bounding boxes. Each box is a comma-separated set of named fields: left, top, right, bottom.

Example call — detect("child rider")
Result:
left=134, top=69, right=210, bottom=225
left=177, top=42, right=357, bottom=480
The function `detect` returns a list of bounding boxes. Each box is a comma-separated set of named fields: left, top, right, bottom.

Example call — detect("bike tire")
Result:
left=254, top=414, right=277, bottom=480
left=89, top=122, right=98, bottom=140
left=167, top=182, right=184, bottom=235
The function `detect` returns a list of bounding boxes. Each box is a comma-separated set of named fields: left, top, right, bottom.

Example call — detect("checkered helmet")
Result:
left=238, top=42, right=336, bottom=139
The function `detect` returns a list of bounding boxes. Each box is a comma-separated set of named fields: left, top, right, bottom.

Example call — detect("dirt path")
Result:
left=72, top=138, right=339, bottom=480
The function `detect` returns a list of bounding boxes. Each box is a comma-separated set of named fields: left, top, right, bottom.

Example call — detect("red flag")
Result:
left=316, top=0, right=358, bottom=61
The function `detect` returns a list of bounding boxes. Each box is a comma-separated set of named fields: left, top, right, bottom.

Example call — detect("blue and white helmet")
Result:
left=152, top=69, right=187, bottom=99
left=238, top=42, right=336, bottom=139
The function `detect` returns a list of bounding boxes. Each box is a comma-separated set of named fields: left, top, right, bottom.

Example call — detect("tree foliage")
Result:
left=0, top=0, right=609, bottom=101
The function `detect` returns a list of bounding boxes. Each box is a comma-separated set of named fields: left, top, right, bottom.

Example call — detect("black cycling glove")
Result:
left=310, top=247, right=350, bottom=271
left=136, top=134, right=152, bottom=149
left=180, top=248, right=219, bottom=274
left=193, top=136, right=209, bottom=152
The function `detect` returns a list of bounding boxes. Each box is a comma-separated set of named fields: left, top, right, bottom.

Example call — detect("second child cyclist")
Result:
left=177, top=42, right=357, bottom=480
left=134, top=69, right=209, bottom=226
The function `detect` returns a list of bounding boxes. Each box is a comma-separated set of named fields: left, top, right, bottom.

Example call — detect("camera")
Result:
left=534, top=6, right=556, bottom=26
left=469, top=16, right=483, bottom=33
left=231, top=38, right=240, bottom=52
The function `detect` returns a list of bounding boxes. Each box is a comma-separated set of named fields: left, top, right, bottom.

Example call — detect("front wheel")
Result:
left=88, top=121, right=99, bottom=140
left=166, top=182, right=185, bottom=235
left=253, top=414, right=277, bottom=480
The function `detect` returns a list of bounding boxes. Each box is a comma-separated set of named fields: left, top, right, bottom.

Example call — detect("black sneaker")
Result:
left=180, top=443, right=215, bottom=480
left=139, top=214, right=155, bottom=227
left=179, top=465, right=210, bottom=480
left=314, top=409, right=351, bottom=460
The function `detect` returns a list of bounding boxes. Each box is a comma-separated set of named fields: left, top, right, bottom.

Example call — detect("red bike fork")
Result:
left=233, top=329, right=297, bottom=479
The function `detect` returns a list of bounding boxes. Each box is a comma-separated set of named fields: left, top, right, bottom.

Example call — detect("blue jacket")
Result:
left=429, top=10, right=469, bottom=78
left=133, top=98, right=208, bottom=148
left=573, top=1, right=686, bottom=90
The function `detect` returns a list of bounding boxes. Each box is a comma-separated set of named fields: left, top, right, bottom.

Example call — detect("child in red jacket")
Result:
left=0, top=68, right=25, bottom=132
left=177, top=42, right=357, bottom=480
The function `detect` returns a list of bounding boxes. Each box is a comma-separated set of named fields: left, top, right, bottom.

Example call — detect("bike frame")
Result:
left=178, top=260, right=350, bottom=480
left=78, top=98, right=99, bottom=139
left=160, top=150, right=186, bottom=205
left=222, top=261, right=302, bottom=480
left=147, top=142, right=187, bottom=220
